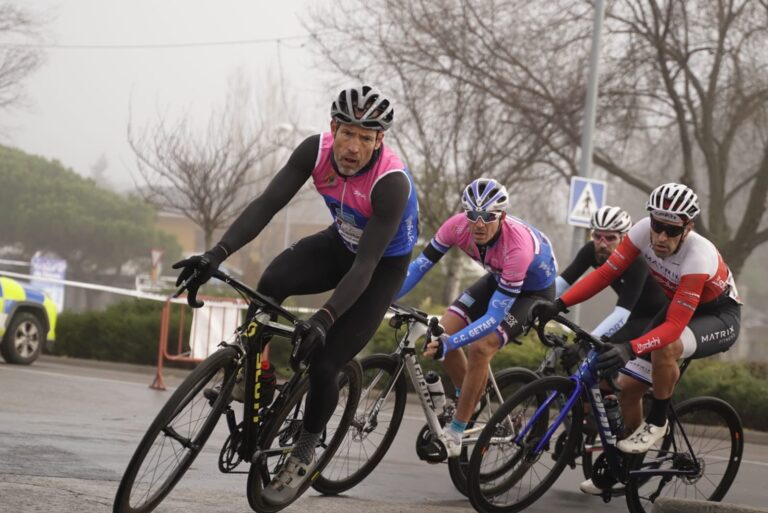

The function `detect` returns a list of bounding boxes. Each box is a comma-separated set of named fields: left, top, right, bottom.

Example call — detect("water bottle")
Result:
left=604, top=394, right=624, bottom=437
left=425, top=371, right=446, bottom=411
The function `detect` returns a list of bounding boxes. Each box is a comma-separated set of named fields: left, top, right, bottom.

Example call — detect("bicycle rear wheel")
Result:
left=313, top=353, right=407, bottom=495
left=624, top=396, right=743, bottom=513
left=448, top=367, right=539, bottom=497
left=113, top=346, right=239, bottom=513
left=247, top=359, right=363, bottom=512
left=468, top=376, right=582, bottom=513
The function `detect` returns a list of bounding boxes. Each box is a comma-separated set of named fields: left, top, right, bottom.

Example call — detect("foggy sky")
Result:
left=3, top=0, right=330, bottom=191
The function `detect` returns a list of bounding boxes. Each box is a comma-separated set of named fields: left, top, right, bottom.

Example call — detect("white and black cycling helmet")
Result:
left=461, top=178, right=509, bottom=212
left=591, top=205, right=632, bottom=233
left=646, top=182, right=700, bottom=224
left=330, top=85, right=394, bottom=131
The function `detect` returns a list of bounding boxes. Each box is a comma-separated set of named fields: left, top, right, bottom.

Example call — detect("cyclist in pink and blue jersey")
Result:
left=172, top=85, right=419, bottom=504
left=396, top=178, right=556, bottom=458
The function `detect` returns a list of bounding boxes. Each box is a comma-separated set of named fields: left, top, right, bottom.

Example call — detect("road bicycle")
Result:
left=313, top=302, right=543, bottom=497
left=466, top=314, right=744, bottom=513
left=113, top=269, right=362, bottom=513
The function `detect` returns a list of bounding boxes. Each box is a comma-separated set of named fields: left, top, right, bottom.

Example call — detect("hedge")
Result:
left=53, top=301, right=767, bottom=430
left=52, top=298, right=191, bottom=365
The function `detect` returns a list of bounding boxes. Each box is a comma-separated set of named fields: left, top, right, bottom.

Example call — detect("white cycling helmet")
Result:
left=461, top=178, right=509, bottom=212
left=646, top=183, right=700, bottom=223
left=330, top=85, right=394, bottom=131
left=591, top=206, right=632, bottom=233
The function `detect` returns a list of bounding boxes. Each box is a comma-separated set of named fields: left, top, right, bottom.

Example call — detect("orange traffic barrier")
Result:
left=150, top=295, right=246, bottom=390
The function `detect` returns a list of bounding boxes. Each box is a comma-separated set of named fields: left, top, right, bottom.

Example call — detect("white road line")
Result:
left=0, top=365, right=176, bottom=390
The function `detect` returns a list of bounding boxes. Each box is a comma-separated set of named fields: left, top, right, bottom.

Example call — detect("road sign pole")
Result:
left=568, top=0, right=606, bottom=325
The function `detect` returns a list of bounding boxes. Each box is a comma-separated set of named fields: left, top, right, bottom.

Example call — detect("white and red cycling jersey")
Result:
left=560, top=217, right=740, bottom=355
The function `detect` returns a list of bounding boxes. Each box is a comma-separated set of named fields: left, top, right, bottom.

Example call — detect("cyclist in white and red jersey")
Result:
left=396, top=177, right=557, bottom=458
left=172, top=85, right=419, bottom=505
left=532, top=183, right=741, bottom=491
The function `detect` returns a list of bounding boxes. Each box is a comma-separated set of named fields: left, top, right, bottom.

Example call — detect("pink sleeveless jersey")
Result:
left=310, top=132, right=419, bottom=257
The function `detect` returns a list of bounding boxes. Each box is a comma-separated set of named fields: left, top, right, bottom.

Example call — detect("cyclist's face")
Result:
left=331, top=120, right=384, bottom=176
left=591, top=230, right=622, bottom=264
left=468, top=212, right=504, bottom=245
left=649, top=216, right=692, bottom=257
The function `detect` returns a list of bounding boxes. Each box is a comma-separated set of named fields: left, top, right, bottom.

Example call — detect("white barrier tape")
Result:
left=0, top=270, right=447, bottom=320
left=0, top=270, right=316, bottom=313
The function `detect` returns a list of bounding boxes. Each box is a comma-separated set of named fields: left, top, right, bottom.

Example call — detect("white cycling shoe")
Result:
left=579, top=478, right=625, bottom=495
left=616, top=421, right=669, bottom=454
left=442, top=429, right=463, bottom=458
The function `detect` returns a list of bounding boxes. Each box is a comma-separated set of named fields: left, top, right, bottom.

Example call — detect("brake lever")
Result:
left=421, top=316, right=443, bottom=353
left=171, top=270, right=204, bottom=308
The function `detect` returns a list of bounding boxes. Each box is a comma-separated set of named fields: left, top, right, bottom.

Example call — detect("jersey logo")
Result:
left=320, top=170, right=336, bottom=187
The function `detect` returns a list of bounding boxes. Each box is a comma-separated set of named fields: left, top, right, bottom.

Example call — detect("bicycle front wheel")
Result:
left=313, top=353, right=407, bottom=495
left=468, top=376, right=582, bottom=513
left=114, top=346, right=239, bottom=513
left=448, top=367, right=539, bottom=497
left=625, top=396, right=744, bottom=513
left=247, top=359, right=363, bottom=512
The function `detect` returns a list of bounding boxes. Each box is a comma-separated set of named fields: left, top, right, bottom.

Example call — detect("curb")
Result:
left=653, top=498, right=768, bottom=513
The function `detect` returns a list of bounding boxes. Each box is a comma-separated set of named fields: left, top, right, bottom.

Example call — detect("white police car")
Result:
left=0, top=276, right=57, bottom=364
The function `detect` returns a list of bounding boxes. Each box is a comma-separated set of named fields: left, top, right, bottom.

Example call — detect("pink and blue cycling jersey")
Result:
left=397, top=213, right=557, bottom=351
left=311, top=132, right=419, bottom=257
left=434, top=213, right=555, bottom=294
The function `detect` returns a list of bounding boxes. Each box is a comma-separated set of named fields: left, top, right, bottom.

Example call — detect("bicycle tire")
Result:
left=247, top=359, right=363, bottom=512
left=467, top=376, right=583, bottom=513
left=313, top=353, right=407, bottom=495
left=448, top=367, right=539, bottom=497
left=624, top=396, right=744, bottom=513
left=113, top=346, right=239, bottom=513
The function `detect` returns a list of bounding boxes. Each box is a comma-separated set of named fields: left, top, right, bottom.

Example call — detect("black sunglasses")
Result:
left=650, top=218, right=686, bottom=237
left=466, top=210, right=502, bottom=223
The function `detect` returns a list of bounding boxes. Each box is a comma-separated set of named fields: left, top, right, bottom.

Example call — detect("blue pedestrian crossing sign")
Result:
left=568, top=177, right=606, bottom=228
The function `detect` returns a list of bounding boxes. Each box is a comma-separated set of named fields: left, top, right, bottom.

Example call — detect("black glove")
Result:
left=596, top=341, right=635, bottom=377
left=560, top=343, right=585, bottom=369
left=528, top=298, right=566, bottom=325
left=172, top=244, right=228, bottom=290
left=290, top=308, right=335, bottom=370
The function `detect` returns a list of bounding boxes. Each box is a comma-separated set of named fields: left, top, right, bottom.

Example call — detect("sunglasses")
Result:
left=591, top=232, right=620, bottom=244
left=466, top=210, right=502, bottom=223
left=650, top=218, right=686, bottom=237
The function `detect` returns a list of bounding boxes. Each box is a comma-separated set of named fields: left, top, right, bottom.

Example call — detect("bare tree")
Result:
left=309, top=8, right=553, bottom=302
left=0, top=3, right=42, bottom=112
left=307, top=0, right=768, bottom=278
left=128, top=77, right=278, bottom=249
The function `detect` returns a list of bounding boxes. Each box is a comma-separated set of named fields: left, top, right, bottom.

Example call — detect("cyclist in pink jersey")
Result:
left=172, top=85, right=419, bottom=504
left=531, top=183, right=741, bottom=495
left=396, top=177, right=557, bottom=458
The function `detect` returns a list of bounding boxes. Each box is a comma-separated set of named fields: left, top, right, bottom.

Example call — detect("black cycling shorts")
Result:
left=257, top=226, right=410, bottom=432
left=448, top=273, right=555, bottom=346
left=631, top=294, right=741, bottom=363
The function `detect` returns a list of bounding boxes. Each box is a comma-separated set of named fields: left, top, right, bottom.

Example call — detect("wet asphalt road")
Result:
left=1, top=355, right=766, bottom=513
